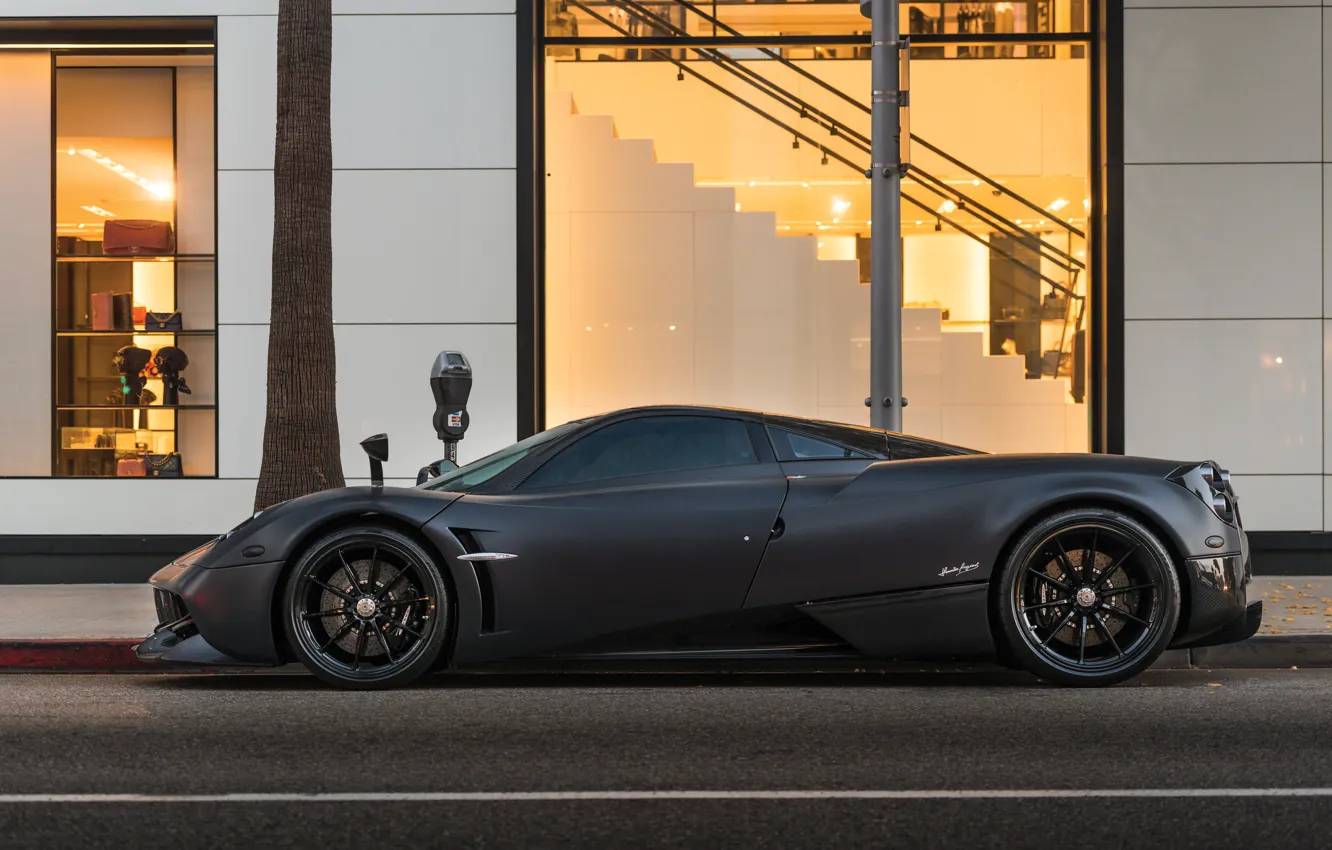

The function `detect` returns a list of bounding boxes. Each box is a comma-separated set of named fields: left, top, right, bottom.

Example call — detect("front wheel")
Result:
left=282, top=525, right=450, bottom=690
left=996, top=508, right=1180, bottom=687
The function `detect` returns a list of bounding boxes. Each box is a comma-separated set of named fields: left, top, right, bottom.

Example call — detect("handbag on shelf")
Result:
left=102, top=220, right=175, bottom=256
left=112, top=293, right=134, bottom=330
left=116, top=458, right=147, bottom=477
left=147, top=453, right=182, bottom=478
left=133, top=304, right=147, bottom=327
left=1041, top=293, right=1068, bottom=321
left=144, top=311, right=183, bottom=332
left=90, top=292, right=126, bottom=331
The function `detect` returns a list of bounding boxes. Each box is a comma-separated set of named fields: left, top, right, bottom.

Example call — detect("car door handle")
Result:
left=456, top=552, right=518, bottom=562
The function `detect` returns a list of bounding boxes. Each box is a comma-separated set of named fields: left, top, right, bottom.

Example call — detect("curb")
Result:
left=0, top=639, right=154, bottom=672
left=0, top=635, right=1327, bottom=674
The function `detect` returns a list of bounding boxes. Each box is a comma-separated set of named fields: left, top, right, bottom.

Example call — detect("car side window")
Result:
left=768, top=427, right=872, bottom=462
left=520, top=416, right=758, bottom=489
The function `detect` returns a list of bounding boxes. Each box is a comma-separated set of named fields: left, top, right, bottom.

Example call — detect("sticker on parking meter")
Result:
left=448, top=411, right=463, bottom=428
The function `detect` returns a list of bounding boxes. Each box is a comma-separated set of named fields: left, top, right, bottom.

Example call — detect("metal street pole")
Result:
left=860, top=0, right=904, bottom=432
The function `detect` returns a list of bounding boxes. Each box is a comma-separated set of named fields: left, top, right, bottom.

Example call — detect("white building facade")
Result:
left=0, top=0, right=1325, bottom=579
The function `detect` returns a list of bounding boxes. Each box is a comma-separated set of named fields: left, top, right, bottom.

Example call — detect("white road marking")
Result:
left=0, top=789, right=1330, bottom=804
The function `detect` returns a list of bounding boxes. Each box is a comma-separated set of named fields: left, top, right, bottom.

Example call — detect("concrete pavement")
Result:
left=0, top=578, right=1329, bottom=670
left=0, top=670, right=1330, bottom=848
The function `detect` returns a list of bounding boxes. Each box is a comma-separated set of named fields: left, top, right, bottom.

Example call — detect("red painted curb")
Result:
left=0, top=639, right=152, bottom=671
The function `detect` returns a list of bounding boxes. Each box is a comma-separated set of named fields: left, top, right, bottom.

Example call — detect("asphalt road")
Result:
left=1, top=668, right=1331, bottom=848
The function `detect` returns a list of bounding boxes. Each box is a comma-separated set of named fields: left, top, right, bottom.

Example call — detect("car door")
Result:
left=434, top=414, right=788, bottom=662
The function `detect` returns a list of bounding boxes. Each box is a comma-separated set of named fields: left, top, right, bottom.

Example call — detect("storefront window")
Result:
left=542, top=0, right=1091, bottom=454
left=52, top=54, right=216, bottom=477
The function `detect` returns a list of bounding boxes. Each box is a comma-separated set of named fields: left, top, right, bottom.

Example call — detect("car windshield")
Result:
left=418, top=420, right=587, bottom=493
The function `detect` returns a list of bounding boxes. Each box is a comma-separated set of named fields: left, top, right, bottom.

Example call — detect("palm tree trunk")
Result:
left=255, top=0, right=344, bottom=510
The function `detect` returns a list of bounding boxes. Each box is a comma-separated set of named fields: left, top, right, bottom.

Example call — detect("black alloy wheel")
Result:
left=283, top=525, right=450, bottom=690
left=996, top=508, right=1179, bottom=687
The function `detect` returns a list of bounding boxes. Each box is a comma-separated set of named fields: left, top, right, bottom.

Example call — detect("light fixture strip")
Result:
left=76, top=148, right=171, bottom=199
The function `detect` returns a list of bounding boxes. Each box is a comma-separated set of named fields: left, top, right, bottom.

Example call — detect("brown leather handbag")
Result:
left=116, top=458, right=147, bottom=477
left=103, top=220, right=175, bottom=256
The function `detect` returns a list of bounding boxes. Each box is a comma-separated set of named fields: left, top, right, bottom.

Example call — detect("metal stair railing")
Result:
left=602, top=0, right=1085, bottom=282
left=565, top=0, right=1085, bottom=374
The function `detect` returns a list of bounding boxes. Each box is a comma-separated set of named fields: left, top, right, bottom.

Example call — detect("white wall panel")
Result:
left=334, top=324, right=516, bottom=480
left=1228, top=476, right=1323, bottom=532
left=217, top=170, right=274, bottom=324
left=1126, top=164, right=1322, bottom=319
left=332, top=170, right=516, bottom=324
left=331, top=14, right=515, bottom=169
left=1126, top=319, right=1321, bottom=474
left=217, top=15, right=277, bottom=172
left=0, top=52, right=51, bottom=476
left=0, top=480, right=257, bottom=535
left=218, top=325, right=269, bottom=480
left=0, top=1, right=275, bottom=13
left=1124, top=8, right=1321, bottom=164
left=334, top=0, right=514, bottom=11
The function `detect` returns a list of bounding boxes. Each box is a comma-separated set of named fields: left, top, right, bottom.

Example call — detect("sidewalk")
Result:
left=0, top=578, right=1328, bottom=672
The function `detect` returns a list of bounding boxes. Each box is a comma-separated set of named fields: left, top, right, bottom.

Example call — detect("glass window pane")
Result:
left=770, top=427, right=871, bottom=461
left=543, top=4, right=1092, bottom=455
left=522, top=416, right=757, bottom=488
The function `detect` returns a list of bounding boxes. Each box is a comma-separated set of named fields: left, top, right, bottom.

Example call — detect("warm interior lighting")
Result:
left=1046, top=198, right=1069, bottom=212
left=77, top=148, right=172, bottom=199
left=938, top=200, right=957, bottom=214
left=831, top=197, right=851, bottom=216
left=80, top=205, right=116, bottom=217
left=0, top=43, right=214, bottom=50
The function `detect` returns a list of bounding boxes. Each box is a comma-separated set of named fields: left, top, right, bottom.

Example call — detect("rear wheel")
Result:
left=283, top=525, right=449, bottom=690
left=996, top=508, right=1179, bottom=687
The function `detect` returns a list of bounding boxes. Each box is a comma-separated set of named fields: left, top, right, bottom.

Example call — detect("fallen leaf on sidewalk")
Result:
left=1207, top=683, right=1221, bottom=688
left=1281, top=583, right=1296, bottom=590
left=1306, top=584, right=1315, bottom=589
left=1284, top=617, right=1295, bottom=622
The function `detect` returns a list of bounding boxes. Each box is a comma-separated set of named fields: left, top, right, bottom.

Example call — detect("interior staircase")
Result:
left=545, top=89, right=1088, bottom=453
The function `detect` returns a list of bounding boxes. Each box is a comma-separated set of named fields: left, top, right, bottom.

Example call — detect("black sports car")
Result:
left=139, top=405, right=1260, bottom=689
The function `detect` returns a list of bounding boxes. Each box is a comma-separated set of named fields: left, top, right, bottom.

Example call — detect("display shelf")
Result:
left=56, top=329, right=216, bottom=337
left=55, top=410, right=217, bottom=415
left=55, top=253, right=216, bottom=263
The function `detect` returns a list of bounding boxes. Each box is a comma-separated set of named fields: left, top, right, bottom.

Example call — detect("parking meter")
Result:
left=430, top=351, right=472, bottom=463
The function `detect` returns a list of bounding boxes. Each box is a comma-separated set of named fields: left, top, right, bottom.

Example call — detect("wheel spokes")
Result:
left=1084, top=529, right=1098, bottom=584
left=319, top=620, right=355, bottom=652
left=1095, top=547, right=1137, bottom=589
left=1092, top=612, right=1124, bottom=657
left=1027, top=568, right=1070, bottom=593
left=367, top=545, right=380, bottom=593
left=302, top=608, right=347, bottom=620
left=1077, top=615, right=1088, bottom=663
left=374, top=565, right=410, bottom=601
left=1052, top=537, right=1079, bottom=585
left=372, top=624, right=396, bottom=664
left=1020, top=599, right=1069, bottom=614
left=1103, top=583, right=1153, bottom=597
left=1102, top=603, right=1150, bottom=627
left=352, top=625, right=367, bottom=671
left=307, top=577, right=356, bottom=604
left=338, top=550, right=363, bottom=596
left=1041, top=610, right=1076, bottom=648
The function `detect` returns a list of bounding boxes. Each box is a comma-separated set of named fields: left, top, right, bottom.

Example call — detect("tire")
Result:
left=282, top=524, right=450, bottom=690
left=995, top=508, right=1180, bottom=687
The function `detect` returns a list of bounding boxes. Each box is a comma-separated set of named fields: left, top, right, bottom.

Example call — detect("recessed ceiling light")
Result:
left=80, top=205, right=116, bottom=217
left=77, top=149, right=172, bottom=199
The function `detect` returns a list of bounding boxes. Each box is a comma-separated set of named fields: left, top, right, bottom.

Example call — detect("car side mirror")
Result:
left=414, top=458, right=458, bottom=486
left=360, top=433, right=389, bottom=487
